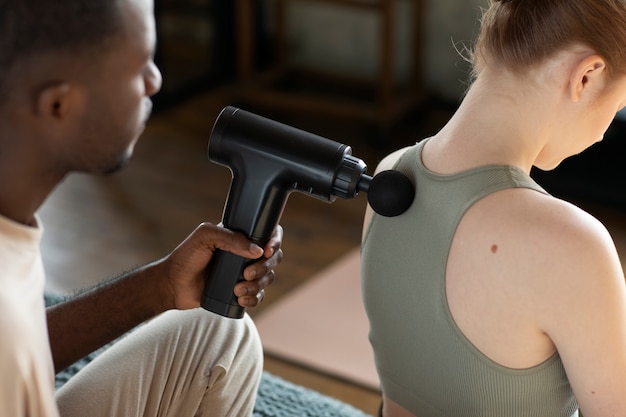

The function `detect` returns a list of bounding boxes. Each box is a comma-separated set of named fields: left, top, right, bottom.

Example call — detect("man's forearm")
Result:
left=46, top=261, right=169, bottom=372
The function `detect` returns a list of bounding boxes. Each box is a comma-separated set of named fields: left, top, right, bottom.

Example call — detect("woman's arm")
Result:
left=536, top=204, right=626, bottom=417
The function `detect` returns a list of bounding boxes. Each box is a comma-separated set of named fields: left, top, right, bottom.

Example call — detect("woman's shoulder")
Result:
left=459, top=187, right=620, bottom=306
left=481, top=188, right=615, bottom=261
left=374, top=145, right=414, bottom=173
left=522, top=191, right=612, bottom=252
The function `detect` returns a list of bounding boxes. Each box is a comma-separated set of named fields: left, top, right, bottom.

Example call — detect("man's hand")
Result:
left=235, top=225, right=283, bottom=308
left=47, top=223, right=283, bottom=371
left=156, top=222, right=283, bottom=310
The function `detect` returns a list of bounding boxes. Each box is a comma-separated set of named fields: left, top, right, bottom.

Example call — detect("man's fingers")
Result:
left=193, top=222, right=262, bottom=259
left=237, top=289, right=267, bottom=307
left=236, top=269, right=276, bottom=296
left=264, top=225, right=284, bottom=258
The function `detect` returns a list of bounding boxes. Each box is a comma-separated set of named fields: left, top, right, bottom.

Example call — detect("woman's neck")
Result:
left=424, top=70, right=557, bottom=175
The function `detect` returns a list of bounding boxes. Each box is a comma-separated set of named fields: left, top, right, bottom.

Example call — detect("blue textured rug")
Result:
left=253, top=372, right=373, bottom=417
left=46, top=294, right=373, bottom=417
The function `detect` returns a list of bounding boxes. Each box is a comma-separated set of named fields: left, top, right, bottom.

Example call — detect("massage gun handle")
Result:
left=201, top=241, right=265, bottom=319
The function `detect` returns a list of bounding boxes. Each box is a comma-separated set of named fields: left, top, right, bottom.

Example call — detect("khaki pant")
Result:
left=55, top=309, right=263, bottom=417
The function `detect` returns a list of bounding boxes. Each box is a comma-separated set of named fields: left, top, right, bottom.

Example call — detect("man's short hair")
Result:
left=0, top=0, right=123, bottom=98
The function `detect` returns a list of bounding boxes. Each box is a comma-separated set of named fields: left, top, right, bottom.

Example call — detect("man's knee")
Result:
left=185, top=312, right=264, bottom=416
left=56, top=309, right=264, bottom=417
left=169, top=309, right=263, bottom=378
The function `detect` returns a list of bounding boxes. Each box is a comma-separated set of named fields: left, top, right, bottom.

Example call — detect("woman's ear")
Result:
left=35, top=82, right=84, bottom=121
left=569, top=54, right=607, bottom=102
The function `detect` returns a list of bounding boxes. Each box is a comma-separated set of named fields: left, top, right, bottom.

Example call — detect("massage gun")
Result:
left=201, top=106, right=415, bottom=318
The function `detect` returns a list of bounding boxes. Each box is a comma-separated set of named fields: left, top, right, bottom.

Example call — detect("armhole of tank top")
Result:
left=440, top=181, right=559, bottom=374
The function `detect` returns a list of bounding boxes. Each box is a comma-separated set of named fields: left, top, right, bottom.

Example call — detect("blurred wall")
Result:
left=273, top=0, right=488, bottom=102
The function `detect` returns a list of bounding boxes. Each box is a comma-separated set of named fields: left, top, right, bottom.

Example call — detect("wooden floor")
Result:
left=39, top=87, right=626, bottom=415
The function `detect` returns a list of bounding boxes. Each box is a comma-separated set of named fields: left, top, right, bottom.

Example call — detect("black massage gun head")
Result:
left=333, top=154, right=415, bottom=217
left=361, top=170, right=415, bottom=217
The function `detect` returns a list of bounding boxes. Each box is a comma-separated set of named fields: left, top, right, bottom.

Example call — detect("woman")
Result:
left=361, top=1, right=626, bottom=416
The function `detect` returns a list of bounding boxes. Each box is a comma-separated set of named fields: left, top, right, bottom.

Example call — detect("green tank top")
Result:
left=361, top=139, right=578, bottom=417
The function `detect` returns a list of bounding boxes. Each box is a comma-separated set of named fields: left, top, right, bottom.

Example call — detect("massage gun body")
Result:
left=202, top=107, right=367, bottom=318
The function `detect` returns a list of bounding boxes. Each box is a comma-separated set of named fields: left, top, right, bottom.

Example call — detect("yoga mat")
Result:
left=255, top=248, right=380, bottom=391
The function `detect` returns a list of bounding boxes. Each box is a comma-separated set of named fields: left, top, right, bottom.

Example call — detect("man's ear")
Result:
left=569, top=54, right=607, bottom=102
left=35, top=82, right=84, bottom=121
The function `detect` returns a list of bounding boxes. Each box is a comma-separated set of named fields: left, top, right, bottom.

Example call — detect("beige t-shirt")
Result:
left=0, top=214, right=59, bottom=416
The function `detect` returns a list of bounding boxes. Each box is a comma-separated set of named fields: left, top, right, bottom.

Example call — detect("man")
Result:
left=0, top=0, right=283, bottom=416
